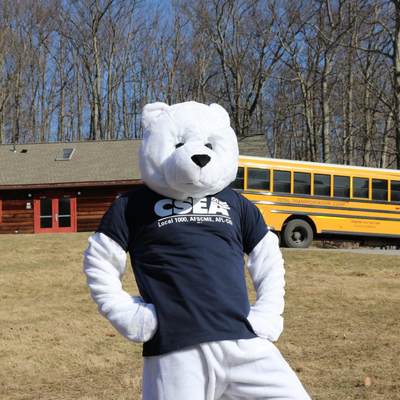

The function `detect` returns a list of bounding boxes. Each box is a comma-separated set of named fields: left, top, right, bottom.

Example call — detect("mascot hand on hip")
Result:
left=83, top=101, right=311, bottom=400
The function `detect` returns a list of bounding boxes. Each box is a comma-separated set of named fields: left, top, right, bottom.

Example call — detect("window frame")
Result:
left=372, top=179, right=388, bottom=201
left=333, top=175, right=351, bottom=198
left=228, top=166, right=245, bottom=190
left=293, top=171, right=311, bottom=195
left=313, top=173, right=331, bottom=197
left=247, top=167, right=271, bottom=191
left=352, top=176, right=370, bottom=199
left=272, top=170, right=291, bottom=194
left=390, top=180, right=400, bottom=202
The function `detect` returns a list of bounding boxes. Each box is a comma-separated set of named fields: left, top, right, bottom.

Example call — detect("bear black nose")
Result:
left=191, top=154, right=211, bottom=168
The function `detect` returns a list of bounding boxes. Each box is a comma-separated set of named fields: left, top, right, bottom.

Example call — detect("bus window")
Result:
left=391, top=180, right=400, bottom=202
left=372, top=179, right=388, bottom=201
left=333, top=176, right=350, bottom=198
left=294, top=172, right=311, bottom=195
left=273, top=170, right=291, bottom=193
left=247, top=168, right=270, bottom=190
left=314, top=174, right=331, bottom=196
left=228, top=167, right=244, bottom=189
left=353, top=177, right=369, bottom=199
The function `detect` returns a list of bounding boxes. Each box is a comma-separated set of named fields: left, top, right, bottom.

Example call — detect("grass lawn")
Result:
left=0, top=232, right=399, bottom=399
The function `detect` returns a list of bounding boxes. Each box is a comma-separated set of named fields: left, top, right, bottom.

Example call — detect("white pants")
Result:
left=142, top=337, right=311, bottom=400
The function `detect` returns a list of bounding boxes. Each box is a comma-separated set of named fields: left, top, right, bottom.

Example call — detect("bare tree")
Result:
left=184, top=0, right=283, bottom=136
left=0, top=0, right=15, bottom=144
left=349, top=0, right=400, bottom=168
left=275, top=0, right=322, bottom=161
left=0, top=0, right=398, bottom=173
left=391, top=0, right=400, bottom=168
left=60, top=0, right=117, bottom=140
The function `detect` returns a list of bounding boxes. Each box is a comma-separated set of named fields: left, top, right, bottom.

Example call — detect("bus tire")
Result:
left=282, top=219, right=313, bottom=248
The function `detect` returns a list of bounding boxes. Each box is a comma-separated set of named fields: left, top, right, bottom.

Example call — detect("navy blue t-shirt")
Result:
left=97, top=186, right=268, bottom=356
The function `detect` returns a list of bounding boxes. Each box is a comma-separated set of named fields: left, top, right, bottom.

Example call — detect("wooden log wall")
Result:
left=76, top=185, right=139, bottom=232
left=0, top=184, right=140, bottom=235
left=77, top=194, right=117, bottom=232
left=0, top=192, right=34, bottom=234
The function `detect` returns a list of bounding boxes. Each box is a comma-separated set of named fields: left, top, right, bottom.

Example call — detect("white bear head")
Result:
left=138, top=101, right=239, bottom=200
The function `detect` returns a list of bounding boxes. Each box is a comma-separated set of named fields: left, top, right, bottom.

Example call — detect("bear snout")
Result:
left=191, top=154, right=211, bottom=168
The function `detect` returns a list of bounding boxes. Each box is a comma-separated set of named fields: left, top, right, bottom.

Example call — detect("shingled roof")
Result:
left=237, top=134, right=270, bottom=158
left=0, top=140, right=142, bottom=189
left=0, top=135, right=269, bottom=190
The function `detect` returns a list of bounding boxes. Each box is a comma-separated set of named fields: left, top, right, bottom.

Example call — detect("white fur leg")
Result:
left=83, top=232, right=158, bottom=342
left=142, top=339, right=311, bottom=400
left=220, top=338, right=311, bottom=399
left=246, top=230, right=285, bottom=341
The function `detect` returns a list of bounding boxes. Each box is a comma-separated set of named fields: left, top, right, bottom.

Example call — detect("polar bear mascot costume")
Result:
left=83, top=101, right=311, bottom=400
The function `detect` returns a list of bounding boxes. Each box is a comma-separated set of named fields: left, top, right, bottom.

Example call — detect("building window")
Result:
left=56, top=148, right=75, bottom=161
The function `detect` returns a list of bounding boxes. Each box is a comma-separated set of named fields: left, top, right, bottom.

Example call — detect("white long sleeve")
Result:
left=83, top=232, right=158, bottom=342
left=246, top=230, right=285, bottom=341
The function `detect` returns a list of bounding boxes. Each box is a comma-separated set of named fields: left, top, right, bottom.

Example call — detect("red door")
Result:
left=34, top=193, right=77, bottom=233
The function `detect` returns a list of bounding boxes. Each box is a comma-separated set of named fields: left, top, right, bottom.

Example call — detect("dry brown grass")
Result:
left=0, top=233, right=399, bottom=399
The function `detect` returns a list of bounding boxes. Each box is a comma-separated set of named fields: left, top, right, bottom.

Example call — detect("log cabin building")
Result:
left=0, top=140, right=142, bottom=234
left=0, top=135, right=264, bottom=234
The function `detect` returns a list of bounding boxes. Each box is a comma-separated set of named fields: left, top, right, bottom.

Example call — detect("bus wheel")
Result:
left=282, top=219, right=313, bottom=248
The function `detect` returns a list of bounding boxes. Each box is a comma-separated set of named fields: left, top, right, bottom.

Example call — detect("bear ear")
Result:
left=209, top=103, right=230, bottom=126
left=141, top=102, right=169, bottom=130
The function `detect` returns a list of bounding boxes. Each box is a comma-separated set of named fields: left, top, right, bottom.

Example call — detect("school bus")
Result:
left=229, top=155, right=400, bottom=248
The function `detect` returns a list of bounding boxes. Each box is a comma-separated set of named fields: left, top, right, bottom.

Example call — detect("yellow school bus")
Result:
left=229, top=155, right=400, bottom=248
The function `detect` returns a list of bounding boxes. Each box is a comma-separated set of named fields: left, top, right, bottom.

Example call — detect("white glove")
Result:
left=83, top=232, right=158, bottom=342
left=247, top=230, right=285, bottom=341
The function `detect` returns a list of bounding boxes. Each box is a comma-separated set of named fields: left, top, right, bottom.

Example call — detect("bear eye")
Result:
left=175, top=143, right=184, bottom=149
left=205, top=143, right=213, bottom=150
